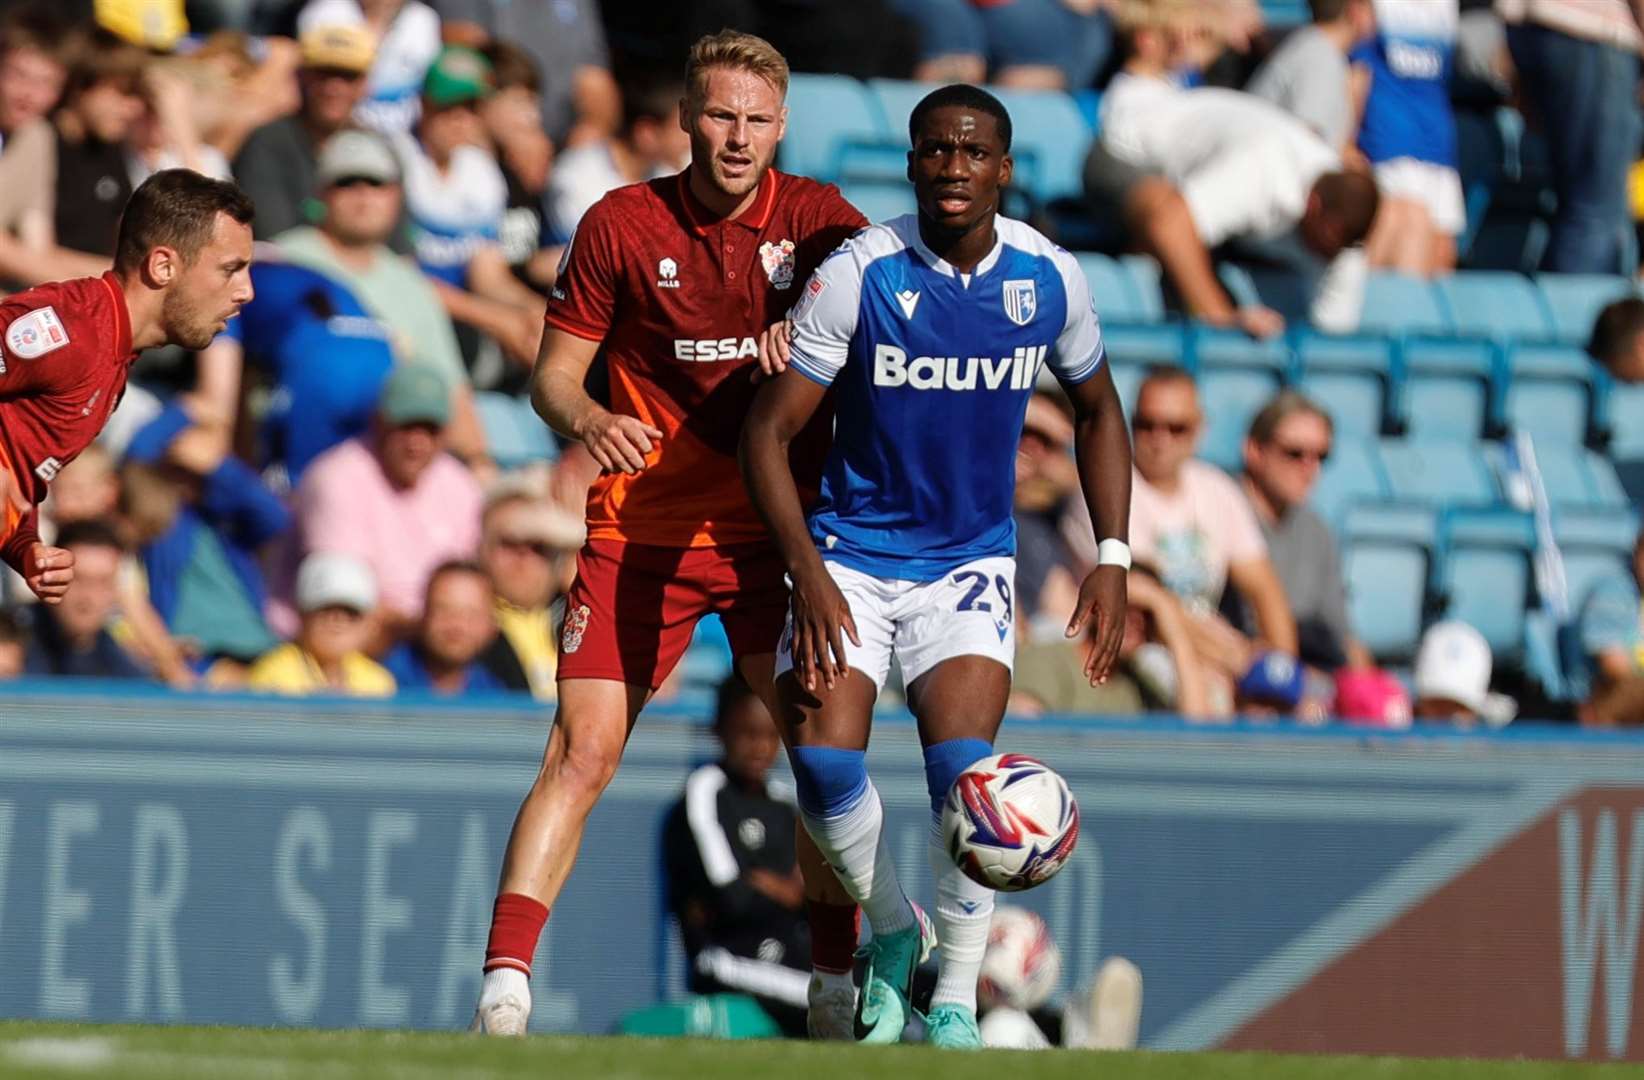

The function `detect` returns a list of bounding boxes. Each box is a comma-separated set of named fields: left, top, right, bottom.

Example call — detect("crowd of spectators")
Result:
left=0, top=0, right=1637, bottom=726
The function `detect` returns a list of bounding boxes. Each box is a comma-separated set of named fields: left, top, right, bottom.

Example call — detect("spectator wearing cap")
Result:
left=1333, top=666, right=1412, bottom=728
left=1237, top=391, right=1371, bottom=671
left=23, top=518, right=152, bottom=680
left=297, top=0, right=442, bottom=137
left=1234, top=649, right=1306, bottom=718
left=1574, top=527, right=1644, bottom=727
left=121, top=397, right=289, bottom=677
left=233, top=19, right=377, bottom=241
left=396, top=44, right=547, bottom=370
left=476, top=487, right=582, bottom=698
left=1412, top=620, right=1515, bottom=727
left=431, top=0, right=617, bottom=149
left=295, top=364, right=484, bottom=641
left=248, top=551, right=395, bottom=695
left=95, top=0, right=188, bottom=52
left=1066, top=367, right=1299, bottom=681
left=273, top=127, right=488, bottom=465
left=384, top=559, right=508, bottom=695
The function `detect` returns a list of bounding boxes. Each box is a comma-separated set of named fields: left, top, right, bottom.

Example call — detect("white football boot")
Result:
left=471, top=967, right=531, bottom=1036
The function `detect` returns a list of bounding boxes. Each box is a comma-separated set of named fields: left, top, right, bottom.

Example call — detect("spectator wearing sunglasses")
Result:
left=1236, top=390, right=1369, bottom=671
left=474, top=486, right=583, bottom=699
left=1065, top=366, right=1297, bottom=694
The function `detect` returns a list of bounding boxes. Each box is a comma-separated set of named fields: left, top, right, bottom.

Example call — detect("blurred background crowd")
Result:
left=0, top=0, right=1640, bottom=731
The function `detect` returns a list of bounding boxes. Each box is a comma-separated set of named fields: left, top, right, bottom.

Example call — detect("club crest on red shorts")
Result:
left=562, top=604, right=591, bottom=654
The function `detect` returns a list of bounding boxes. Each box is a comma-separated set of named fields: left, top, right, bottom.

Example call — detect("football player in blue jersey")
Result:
left=739, top=84, right=1133, bottom=1048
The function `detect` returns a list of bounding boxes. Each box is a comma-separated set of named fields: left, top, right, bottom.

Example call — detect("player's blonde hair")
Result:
left=684, top=29, right=789, bottom=109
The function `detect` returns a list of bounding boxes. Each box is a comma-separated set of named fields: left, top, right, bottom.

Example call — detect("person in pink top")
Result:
left=1065, top=366, right=1296, bottom=699
left=295, top=364, right=484, bottom=641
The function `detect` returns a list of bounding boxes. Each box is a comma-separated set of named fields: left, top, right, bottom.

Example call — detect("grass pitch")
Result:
left=1, top=1022, right=1639, bottom=1080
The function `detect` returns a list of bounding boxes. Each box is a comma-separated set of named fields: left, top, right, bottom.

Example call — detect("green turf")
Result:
left=1, top=1022, right=1639, bottom=1080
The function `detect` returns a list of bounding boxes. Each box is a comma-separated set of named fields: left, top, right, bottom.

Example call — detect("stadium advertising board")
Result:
left=0, top=685, right=1640, bottom=1060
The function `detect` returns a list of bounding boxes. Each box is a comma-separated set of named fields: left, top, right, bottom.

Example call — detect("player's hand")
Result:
left=752, top=318, right=793, bottom=382
left=576, top=408, right=663, bottom=474
left=24, top=543, right=74, bottom=605
left=1235, top=305, right=1286, bottom=340
left=1067, top=565, right=1127, bottom=686
left=789, top=563, right=860, bottom=693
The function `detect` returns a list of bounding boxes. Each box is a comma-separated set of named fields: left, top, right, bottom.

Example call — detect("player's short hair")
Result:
left=113, top=169, right=255, bottom=275
left=1311, top=170, right=1379, bottom=247
left=714, top=674, right=759, bottom=730
left=55, top=517, right=126, bottom=554
left=684, top=29, right=788, bottom=109
left=1588, top=296, right=1644, bottom=370
left=481, top=39, right=540, bottom=94
left=908, top=83, right=1012, bottom=152
left=1247, top=389, right=1333, bottom=445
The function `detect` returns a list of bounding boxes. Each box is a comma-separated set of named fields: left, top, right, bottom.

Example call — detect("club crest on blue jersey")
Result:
left=1002, top=280, right=1036, bottom=326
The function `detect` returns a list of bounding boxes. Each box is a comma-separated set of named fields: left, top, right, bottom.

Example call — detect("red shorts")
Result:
left=557, top=538, right=789, bottom=690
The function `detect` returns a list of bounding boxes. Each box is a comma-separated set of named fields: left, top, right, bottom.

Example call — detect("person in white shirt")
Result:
left=1084, top=3, right=1379, bottom=337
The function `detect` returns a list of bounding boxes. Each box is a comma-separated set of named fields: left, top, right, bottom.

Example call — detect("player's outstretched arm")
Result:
left=740, top=371, right=860, bottom=692
left=529, top=327, right=662, bottom=475
left=1065, top=363, right=1133, bottom=685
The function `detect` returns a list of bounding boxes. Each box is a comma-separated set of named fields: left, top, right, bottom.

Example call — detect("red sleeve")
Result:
left=793, top=182, right=868, bottom=291
left=2, top=505, right=40, bottom=573
left=544, top=196, right=621, bottom=342
left=0, top=300, right=56, bottom=396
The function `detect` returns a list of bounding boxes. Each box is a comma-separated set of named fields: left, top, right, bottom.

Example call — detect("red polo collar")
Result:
left=676, top=165, right=781, bottom=236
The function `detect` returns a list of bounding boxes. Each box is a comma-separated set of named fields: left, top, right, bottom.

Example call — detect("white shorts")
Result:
left=775, top=556, right=1017, bottom=693
left=1373, top=157, right=1467, bottom=237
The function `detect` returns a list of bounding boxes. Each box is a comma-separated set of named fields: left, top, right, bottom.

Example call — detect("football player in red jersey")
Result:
left=0, top=169, right=253, bottom=602
left=473, top=32, right=882, bottom=1039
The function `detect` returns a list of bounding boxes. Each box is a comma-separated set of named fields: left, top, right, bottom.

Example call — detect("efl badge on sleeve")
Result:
left=561, top=604, right=591, bottom=654
left=5, top=306, right=69, bottom=360
left=1002, top=280, right=1037, bottom=326
left=760, top=239, right=797, bottom=290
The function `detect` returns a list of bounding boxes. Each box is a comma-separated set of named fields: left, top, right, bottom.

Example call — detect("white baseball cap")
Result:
left=295, top=552, right=377, bottom=614
left=1413, top=620, right=1491, bottom=716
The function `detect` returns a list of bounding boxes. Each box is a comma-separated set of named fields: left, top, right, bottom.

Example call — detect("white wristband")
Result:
left=1097, top=539, right=1132, bottom=569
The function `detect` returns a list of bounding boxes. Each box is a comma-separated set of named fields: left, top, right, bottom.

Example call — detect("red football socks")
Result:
left=807, top=899, right=862, bottom=975
left=484, top=893, right=549, bottom=975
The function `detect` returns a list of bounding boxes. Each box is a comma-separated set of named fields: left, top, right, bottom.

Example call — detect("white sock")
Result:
left=927, top=816, right=993, bottom=1011
left=799, top=779, right=913, bottom=938
left=480, top=966, right=531, bottom=1010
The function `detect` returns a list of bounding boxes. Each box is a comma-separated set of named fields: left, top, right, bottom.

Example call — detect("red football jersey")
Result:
left=546, top=168, right=865, bottom=548
left=0, top=272, right=136, bottom=567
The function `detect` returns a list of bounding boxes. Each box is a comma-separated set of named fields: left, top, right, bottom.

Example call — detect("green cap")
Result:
left=378, top=365, right=451, bottom=427
left=422, top=44, right=493, bottom=108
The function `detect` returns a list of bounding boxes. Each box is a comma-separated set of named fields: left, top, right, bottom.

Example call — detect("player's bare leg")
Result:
left=473, top=678, right=647, bottom=1035
left=739, top=652, right=862, bottom=1038
left=906, top=655, right=1010, bottom=1049
left=777, top=670, right=932, bottom=1043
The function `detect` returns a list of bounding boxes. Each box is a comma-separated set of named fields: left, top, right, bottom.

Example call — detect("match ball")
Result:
left=941, top=753, right=1079, bottom=892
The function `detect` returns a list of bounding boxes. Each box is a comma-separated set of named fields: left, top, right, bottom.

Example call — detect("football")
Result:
left=941, top=753, right=1080, bottom=892
left=978, top=905, right=1064, bottom=1012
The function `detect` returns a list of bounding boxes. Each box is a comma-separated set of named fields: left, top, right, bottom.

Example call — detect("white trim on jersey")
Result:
left=787, top=213, right=1106, bottom=388
left=684, top=763, right=740, bottom=888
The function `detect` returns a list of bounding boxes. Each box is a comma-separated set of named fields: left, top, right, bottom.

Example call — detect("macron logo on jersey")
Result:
left=872, top=343, right=1046, bottom=392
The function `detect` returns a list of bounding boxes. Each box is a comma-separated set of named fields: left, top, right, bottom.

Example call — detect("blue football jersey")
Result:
left=1352, top=0, right=1458, bottom=169
left=788, top=214, right=1104, bottom=582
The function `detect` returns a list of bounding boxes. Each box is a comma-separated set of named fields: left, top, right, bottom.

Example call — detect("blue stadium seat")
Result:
left=1555, top=506, right=1639, bottom=553
left=1504, top=344, right=1595, bottom=445
left=675, top=614, right=733, bottom=690
left=1310, top=436, right=1386, bottom=531
left=1604, top=383, right=1644, bottom=461
left=1441, top=506, right=1536, bottom=549
left=1192, top=326, right=1292, bottom=371
left=1538, top=273, right=1637, bottom=346
left=990, top=88, right=1092, bottom=202
left=1260, top=0, right=1310, bottom=25
left=1380, top=439, right=1500, bottom=506
left=1107, top=360, right=1145, bottom=418
left=782, top=74, right=887, bottom=182
left=1440, top=544, right=1530, bottom=659
left=474, top=392, right=556, bottom=470
left=1360, top=273, right=1449, bottom=337
left=840, top=181, right=916, bottom=223
left=1294, top=333, right=1396, bottom=438
left=868, top=79, right=935, bottom=145
left=1078, top=253, right=1141, bottom=322
left=1520, top=443, right=1631, bottom=510
left=1080, top=253, right=1187, bottom=368
left=1562, top=548, right=1632, bottom=615
left=1399, top=339, right=1500, bottom=439
left=1344, top=539, right=1428, bottom=659
left=1197, top=366, right=1284, bottom=471
left=1343, top=502, right=1437, bottom=546
left=1119, top=255, right=1167, bottom=321
left=1436, top=272, right=1555, bottom=342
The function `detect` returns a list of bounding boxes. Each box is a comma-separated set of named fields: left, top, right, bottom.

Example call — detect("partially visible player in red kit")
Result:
left=0, top=169, right=253, bottom=601
left=473, top=32, right=872, bottom=1038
